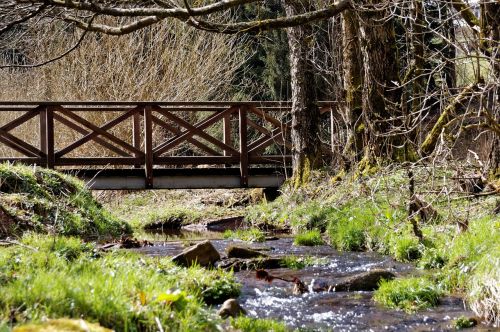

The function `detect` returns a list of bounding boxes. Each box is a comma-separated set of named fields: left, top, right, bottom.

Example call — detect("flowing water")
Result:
left=134, top=233, right=494, bottom=332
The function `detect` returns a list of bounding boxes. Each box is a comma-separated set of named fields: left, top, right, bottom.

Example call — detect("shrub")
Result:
left=293, top=230, right=324, bottom=246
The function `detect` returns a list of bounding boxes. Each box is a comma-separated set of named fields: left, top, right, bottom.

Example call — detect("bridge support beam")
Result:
left=144, top=107, right=153, bottom=188
left=239, top=106, right=248, bottom=187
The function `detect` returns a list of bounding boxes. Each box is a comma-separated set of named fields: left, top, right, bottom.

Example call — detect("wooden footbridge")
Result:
left=0, top=102, right=334, bottom=189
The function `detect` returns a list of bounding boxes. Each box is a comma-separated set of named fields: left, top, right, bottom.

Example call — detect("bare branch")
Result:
left=0, top=4, right=48, bottom=36
left=0, top=15, right=96, bottom=69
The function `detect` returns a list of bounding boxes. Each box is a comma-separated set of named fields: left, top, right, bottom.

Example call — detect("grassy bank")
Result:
left=0, top=164, right=129, bottom=239
left=100, top=189, right=260, bottom=232
left=0, top=235, right=242, bottom=331
left=245, top=166, right=499, bottom=325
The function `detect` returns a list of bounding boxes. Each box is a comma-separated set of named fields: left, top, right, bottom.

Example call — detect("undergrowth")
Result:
left=0, top=235, right=240, bottom=331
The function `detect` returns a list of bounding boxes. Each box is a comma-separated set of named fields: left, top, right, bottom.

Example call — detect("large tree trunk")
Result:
left=358, top=2, right=403, bottom=170
left=282, top=0, right=322, bottom=187
left=342, top=8, right=364, bottom=168
left=482, top=0, right=500, bottom=178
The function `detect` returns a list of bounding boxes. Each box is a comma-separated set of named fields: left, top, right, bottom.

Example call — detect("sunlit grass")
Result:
left=0, top=235, right=240, bottom=331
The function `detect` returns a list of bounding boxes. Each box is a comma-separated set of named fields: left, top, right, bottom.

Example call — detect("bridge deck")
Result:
left=66, top=167, right=291, bottom=190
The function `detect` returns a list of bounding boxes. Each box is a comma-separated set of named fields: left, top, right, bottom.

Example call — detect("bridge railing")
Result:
left=0, top=101, right=334, bottom=188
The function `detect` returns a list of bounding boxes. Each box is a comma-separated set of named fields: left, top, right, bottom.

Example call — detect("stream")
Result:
left=133, top=233, right=493, bottom=331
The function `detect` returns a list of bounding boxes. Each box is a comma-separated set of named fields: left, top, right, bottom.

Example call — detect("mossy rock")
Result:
left=0, top=163, right=130, bottom=239
left=13, top=319, right=112, bottom=332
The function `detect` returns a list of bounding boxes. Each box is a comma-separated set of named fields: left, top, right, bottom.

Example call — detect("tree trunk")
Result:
left=358, top=2, right=403, bottom=170
left=282, top=0, right=322, bottom=187
left=342, top=9, right=364, bottom=168
left=482, top=0, right=500, bottom=178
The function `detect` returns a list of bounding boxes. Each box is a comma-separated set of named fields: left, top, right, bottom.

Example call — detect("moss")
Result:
left=13, top=319, right=112, bottom=332
left=292, top=155, right=313, bottom=188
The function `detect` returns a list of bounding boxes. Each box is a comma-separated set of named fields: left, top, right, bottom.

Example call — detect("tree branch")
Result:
left=0, top=15, right=96, bottom=69
left=0, top=3, right=48, bottom=36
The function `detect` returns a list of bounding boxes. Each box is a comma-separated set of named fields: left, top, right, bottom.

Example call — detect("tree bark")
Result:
left=358, top=2, right=403, bottom=169
left=282, top=0, right=322, bottom=187
left=481, top=0, right=500, bottom=178
left=342, top=8, right=364, bottom=167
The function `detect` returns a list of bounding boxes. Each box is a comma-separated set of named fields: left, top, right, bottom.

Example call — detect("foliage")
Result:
left=293, top=230, right=324, bottom=246
left=230, top=316, right=287, bottom=332
left=0, top=164, right=130, bottom=239
left=0, top=235, right=240, bottom=331
left=223, top=228, right=266, bottom=242
left=374, top=277, right=442, bottom=313
left=419, top=247, right=447, bottom=269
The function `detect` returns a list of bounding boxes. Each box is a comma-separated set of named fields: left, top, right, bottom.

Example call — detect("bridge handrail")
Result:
left=0, top=101, right=336, bottom=188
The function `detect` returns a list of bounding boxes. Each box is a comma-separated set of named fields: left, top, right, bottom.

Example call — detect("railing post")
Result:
left=330, top=106, right=335, bottom=153
left=39, top=106, right=55, bottom=168
left=144, top=106, right=153, bottom=189
left=133, top=111, right=141, bottom=168
left=223, top=113, right=232, bottom=167
left=39, top=107, right=47, bottom=167
left=239, top=106, right=248, bottom=187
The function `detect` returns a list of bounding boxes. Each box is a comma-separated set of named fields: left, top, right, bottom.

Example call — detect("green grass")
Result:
left=293, top=230, right=324, bottom=246
left=0, top=163, right=130, bottom=239
left=223, top=228, right=266, bottom=242
left=0, top=235, right=240, bottom=331
left=453, top=316, right=477, bottom=329
left=327, top=205, right=374, bottom=251
left=245, top=197, right=335, bottom=233
left=391, top=235, right=422, bottom=262
left=230, top=316, right=287, bottom=332
left=374, top=277, right=442, bottom=313
left=279, top=255, right=328, bottom=269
